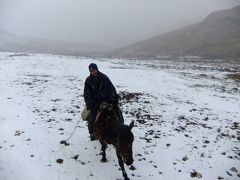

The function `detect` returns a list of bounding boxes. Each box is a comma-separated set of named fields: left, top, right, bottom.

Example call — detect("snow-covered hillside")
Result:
left=0, top=52, right=239, bottom=180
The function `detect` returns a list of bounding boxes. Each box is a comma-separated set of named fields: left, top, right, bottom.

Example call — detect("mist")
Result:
left=1, top=0, right=240, bottom=48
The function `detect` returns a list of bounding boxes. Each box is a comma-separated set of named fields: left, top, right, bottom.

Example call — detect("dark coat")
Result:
left=84, top=71, right=119, bottom=110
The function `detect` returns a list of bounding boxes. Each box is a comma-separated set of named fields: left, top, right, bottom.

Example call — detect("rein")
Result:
left=95, top=109, right=102, bottom=123
left=65, top=118, right=80, bottom=142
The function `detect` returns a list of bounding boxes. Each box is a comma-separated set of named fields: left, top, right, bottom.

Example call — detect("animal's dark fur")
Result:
left=94, top=102, right=134, bottom=180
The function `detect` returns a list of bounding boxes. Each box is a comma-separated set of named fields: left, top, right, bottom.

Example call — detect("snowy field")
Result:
left=0, top=52, right=239, bottom=180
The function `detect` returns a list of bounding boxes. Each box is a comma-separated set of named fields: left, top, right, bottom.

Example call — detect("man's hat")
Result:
left=89, top=63, right=98, bottom=71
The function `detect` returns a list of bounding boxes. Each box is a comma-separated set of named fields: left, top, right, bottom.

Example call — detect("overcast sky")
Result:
left=0, top=0, right=240, bottom=47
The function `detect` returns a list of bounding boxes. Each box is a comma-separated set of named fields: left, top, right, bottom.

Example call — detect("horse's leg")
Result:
left=100, top=141, right=107, bottom=162
left=116, top=150, right=130, bottom=180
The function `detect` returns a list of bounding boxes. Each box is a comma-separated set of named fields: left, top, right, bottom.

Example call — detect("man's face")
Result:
left=90, top=69, right=98, bottom=77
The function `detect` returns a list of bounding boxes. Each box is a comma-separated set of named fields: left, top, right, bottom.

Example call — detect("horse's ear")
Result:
left=129, top=121, right=134, bottom=129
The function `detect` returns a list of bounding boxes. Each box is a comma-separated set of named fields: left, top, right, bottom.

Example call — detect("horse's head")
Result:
left=117, top=121, right=134, bottom=165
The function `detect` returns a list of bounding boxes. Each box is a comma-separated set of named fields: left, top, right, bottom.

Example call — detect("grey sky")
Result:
left=0, top=0, right=240, bottom=47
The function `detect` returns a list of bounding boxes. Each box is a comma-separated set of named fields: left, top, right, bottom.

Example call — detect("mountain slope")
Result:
left=0, top=29, right=107, bottom=56
left=113, top=5, right=240, bottom=59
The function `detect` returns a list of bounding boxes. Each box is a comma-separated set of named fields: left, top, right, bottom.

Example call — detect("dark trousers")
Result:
left=88, top=106, right=98, bottom=134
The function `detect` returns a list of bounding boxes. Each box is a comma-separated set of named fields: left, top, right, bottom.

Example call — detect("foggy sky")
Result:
left=1, top=0, right=240, bottom=48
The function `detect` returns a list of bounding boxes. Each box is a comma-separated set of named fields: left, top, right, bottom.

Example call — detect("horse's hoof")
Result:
left=124, top=177, right=130, bottom=180
left=101, top=158, right=107, bottom=163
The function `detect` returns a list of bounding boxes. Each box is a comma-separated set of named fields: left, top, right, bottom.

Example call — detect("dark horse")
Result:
left=94, top=102, right=134, bottom=180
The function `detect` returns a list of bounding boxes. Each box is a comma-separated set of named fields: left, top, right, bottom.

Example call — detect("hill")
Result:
left=0, top=29, right=107, bottom=56
left=113, top=5, right=240, bottom=59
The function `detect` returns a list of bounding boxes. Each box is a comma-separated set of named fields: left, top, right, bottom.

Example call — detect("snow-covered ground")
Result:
left=0, top=52, right=239, bottom=180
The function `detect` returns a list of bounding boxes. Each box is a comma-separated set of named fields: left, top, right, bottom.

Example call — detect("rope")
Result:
left=65, top=118, right=81, bottom=142
left=55, top=118, right=81, bottom=153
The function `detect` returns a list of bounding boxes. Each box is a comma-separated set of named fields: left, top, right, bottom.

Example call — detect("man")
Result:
left=84, top=63, right=123, bottom=141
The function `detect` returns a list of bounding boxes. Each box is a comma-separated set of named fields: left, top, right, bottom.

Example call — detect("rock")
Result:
left=230, top=167, right=238, bottom=173
left=182, top=156, right=188, bottom=161
left=75, top=105, right=80, bottom=109
left=204, top=140, right=210, bottom=144
left=190, top=170, right=202, bottom=178
left=203, top=117, right=209, bottom=121
left=56, top=159, right=63, bottom=164
left=14, top=130, right=24, bottom=136
left=60, top=140, right=70, bottom=146
left=65, top=118, right=72, bottom=122
left=190, top=109, right=197, bottom=112
left=226, top=171, right=232, bottom=176
left=129, top=165, right=136, bottom=170
left=166, top=143, right=171, bottom=147
left=80, top=161, right=86, bottom=165
left=72, top=155, right=79, bottom=160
